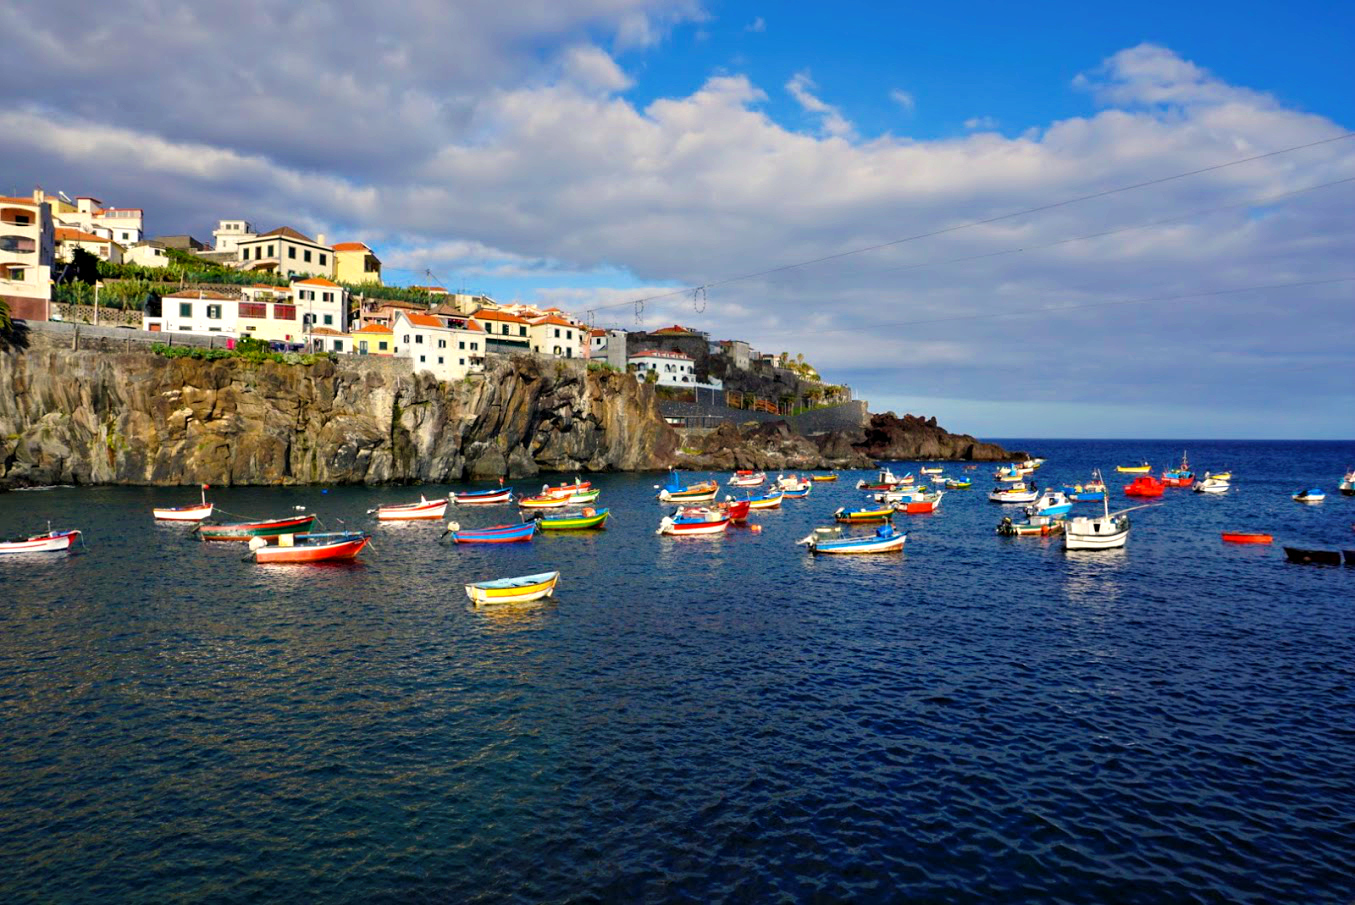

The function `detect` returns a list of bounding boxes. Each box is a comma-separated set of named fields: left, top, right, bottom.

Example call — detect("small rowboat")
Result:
left=834, top=506, right=894, bottom=524
left=895, top=492, right=944, bottom=514
left=1283, top=546, right=1341, bottom=566
left=799, top=525, right=906, bottom=554
left=1116, top=463, right=1151, bottom=473
left=996, top=515, right=1063, bottom=537
left=518, top=494, right=573, bottom=510
left=1293, top=488, right=1325, bottom=504
left=450, top=488, right=514, bottom=505
left=705, top=499, right=751, bottom=523
left=373, top=497, right=447, bottom=521
left=781, top=484, right=811, bottom=498
left=745, top=492, right=784, bottom=509
left=153, top=485, right=214, bottom=521
left=989, top=485, right=1038, bottom=503
left=810, top=474, right=838, bottom=482
left=199, top=514, right=316, bottom=541
left=657, top=476, right=719, bottom=502
left=728, top=471, right=766, bottom=487
left=566, top=489, right=601, bottom=504
left=250, top=532, right=370, bottom=564
left=466, top=571, right=560, bottom=605
left=1221, top=532, right=1271, bottom=544
left=541, top=480, right=592, bottom=498
left=945, top=479, right=972, bottom=489
left=1209, top=470, right=1234, bottom=482
left=656, top=511, right=730, bottom=536
left=856, top=468, right=909, bottom=490
left=920, top=466, right=943, bottom=475
left=536, top=508, right=609, bottom=530
left=445, top=521, right=537, bottom=544
left=0, top=529, right=82, bottom=555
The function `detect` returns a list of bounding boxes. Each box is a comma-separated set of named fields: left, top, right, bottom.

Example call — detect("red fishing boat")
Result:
left=1221, top=532, right=1273, bottom=544
left=251, top=532, right=370, bottom=564
left=692, top=499, right=751, bottom=523
left=449, top=488, right=514, bottom=506
left=1124, top=475, right=1165, bottom=497
left=0, top=528, right=82, bottom=555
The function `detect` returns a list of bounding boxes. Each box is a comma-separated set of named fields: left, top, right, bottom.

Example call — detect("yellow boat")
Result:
left=834, top=506, right=894, bottom=523
left=465, top=571, right=560, bottom=605
left=1205, top=470, right=1232, bottom=481
left=1115, top=463, right=1151, bottom=473
left=811, top=474, right=838, bottom=482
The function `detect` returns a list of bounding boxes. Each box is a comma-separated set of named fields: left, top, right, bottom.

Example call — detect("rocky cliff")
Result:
left=674, top=420, right=875, bottom=472
left=0, top=333, right=677, bottom=488
left=855, top=412, right=1021, bottom=462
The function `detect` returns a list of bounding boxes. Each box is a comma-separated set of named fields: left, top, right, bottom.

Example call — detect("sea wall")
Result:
left=0, top=331, right=678, bottom=488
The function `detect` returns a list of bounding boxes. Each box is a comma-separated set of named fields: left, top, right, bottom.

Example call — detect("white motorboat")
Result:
left=989, top=483, right=1038, bottom=504
left=1064, top=495, right=1156, bottom=551
left=1293, top=488, right=1325, bottom=504
left=1193, top=477, right=1230, bottom=494
left=1339, top=469, right=1354, bottom=496
left=1024, top=489, right=1073, bottom=518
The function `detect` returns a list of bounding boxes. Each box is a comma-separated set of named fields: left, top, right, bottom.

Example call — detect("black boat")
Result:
left=1345, top=550, right=1355, bottom=566
left=1283, top=546, right=1342, bottom=566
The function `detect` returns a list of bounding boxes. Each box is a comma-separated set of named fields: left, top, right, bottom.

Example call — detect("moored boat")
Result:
left=1293, top=488, right=1325, bottom=504
left=799, top=524, right=906, bottom=554
left=657, top=472, right=720, bottom=503
left=540, top=479, right=592, bottom=499
left=810, top=474, right=838, bottom=482
left=1221, top=531, right=1272, bottom=544
left=250, top=532, right=370, bottom=563
left=656, top=510, right=730, bottom=536
left=450, top=487, right=514, bottom=506
left=444, top=521, right=537, bottom=544
left=535, top=508, right=609, bottom=530
left=1124, top=475, right=1165, bottom=497
left=1193, top=477, right=1230, bottom=494
left=465, top=571, right=560, bottom=605
left=920, top=466, right=943, bottom=475
left=0, top=528, right=82, bottom=555
left=199, top=513, right=317, bottom=541
left=834, top=505, right=894, bottom=523
left=518, top=493, right=574, bottom=510
left=1161, top=450, right=1195, bottom=487
left=728, top=470, right=766, bottom=487
left=1025, top=489, right=1073, bottom=518
left=894, top=491, right=944, bottom=514
left=372, top=496, right=448, bottom=521
left=1116, top=462, right=1151, bottom=473
left=945, top=478, right=972, bottom=489
left=996, top=515, right=1063, bottom=537
left=989, top=482, right=1038, bottom=504
left=708, top=499, right=752, bottom=523
left=1065, top=470, right=1108, bottom=502
left=856, top=468, right=909, bottom=490
left=1064, top=495, right=1146, bottom=551
left=1283, top=546, right=1341, bottom=565
left=745, top=491, right=785, bottom=509
left=1340, top=469, right=1355, bottom=496
left=153, top=485, right=214, bottom=522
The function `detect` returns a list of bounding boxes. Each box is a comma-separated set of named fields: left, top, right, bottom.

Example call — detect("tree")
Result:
left=69, top=247, right=101, bottom=285
left=0, top=297, right=10, bottom=332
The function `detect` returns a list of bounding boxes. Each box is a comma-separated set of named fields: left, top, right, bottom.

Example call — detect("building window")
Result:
left=519, top=326, right=527, bottom=337
left=459, top=358, right=465, bottom=366
left=323, top=314, right=333, bottom=326
left=304, top=250, right=312, bottom=263
left=471, top=342, right=478, bottom=350
left=359, top=341, right=368, bottom=354
left=415, top=335, right=423, bottom=344
left=323, top=292, right=332, bottom=303
left=438, top=356, right=444, bottom=364
left=288, top=247, right=296, bottom=259
left=319, top=253, right=327, bottom=266
left=458, top=341, right=465, bottom=350
left=378, top=341, right=388, bottom=351
left=403, top=335, right=410, bottom=344
left=333, top=341, right=343, bottom=352
left=8, top=267, right=24, bottom=280
left=438, top=339, right=446, bottom=349
left=179, top=302, right=192, bottom=318
left=554, top=328, right=560, bottom=338
left=566, top=348, right=572, bottom=358
left=419, top=355, right=425, bottom=363
left=267, top=244, right=275, bottom=257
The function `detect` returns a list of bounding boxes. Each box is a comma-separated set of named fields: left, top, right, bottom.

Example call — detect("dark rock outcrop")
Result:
left=675, top=420, right=875, bottom=472
left=0, top=333, right=677, bottom=488
left=855, top=412, right=1021, bottom=462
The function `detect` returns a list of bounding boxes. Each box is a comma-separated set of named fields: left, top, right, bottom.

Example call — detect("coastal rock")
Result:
left=675, top=420, right=875, bottom=472
left=855, top=412, right=1021, bottom=462
left=0, top=333, right=677, bottom=488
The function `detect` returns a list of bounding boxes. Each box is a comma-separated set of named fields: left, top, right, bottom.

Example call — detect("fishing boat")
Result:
left=728, top=470, right=766, bottom=487
left=1124, top=475, right=1165, bottom=497
left=1064, top=496, right=1149, bottom=551
left=894, top=491, right=944, bottom=514
left=657, top=472, right=720, bottom=503
left=810, top=474, right=838, bottom=482
left=994, top=464, right=1025, bottom=483
left=0, top=528, right=82, bottom=555
left=1161, top=451, right=1195, bottom=487
left=1022, top=458, right=1046, bottom=471
left=450, top=487, right=514, bottom=506
left=745, top=491, right=784, bottom=509
left=1283, top=546, right=1342, bottom=566
left=1293, top=488, right=1325, bottom=504
left=856, top=468, right=908, bottom=491
left=945, top=478, right=972, bottom=490
left=920, top=466, right=943, bottom=475
left=799, top=524, right=906, bottom=554
left=1221, top=531, right=1272, bottom=544
left=929, top=473, right=950, bottom=485
left=781, top=483, right=812, bottom=499
left=1193, top=476, right=1230, bottom=494
left=996, top=515, right=1063, bottom=537
left=656, top=510, right=730, bottom=536
left=989, top=483, right=1039, bottom=504
left=1065, top=470, right=1108, bottom=502
left=565, top=488, right=601, bottom=504
left=1116, top=462, right=1151, bottom=474
left=465, top=571, right=560, bottom=605
left=444, top=521, right=537, bottom=544
left=834, top=505, right=894, bottom=524
left=153, top=485, right=214, bottom=522
left=1205, top=470, right=1233, bottom=482
left=540, top=479, right=592, bottom=498
left=1025, top=489, right=1073, bottom=518
left=518, top=493, right=574, bottom=510
left=1339, top=469, right=1355, bottom=496
left=198, top=513, right=316, bottom=541
left=776, top=474, right=811, bottom=492
left=873, top=486, right=930, bottom=503
left=535, top=508, right=609, bottom=530
left=249, top=532, right=370, bottom=563
left=708, top=499, right=752, bottom=523
left=371, top=496, right=448, bottom=521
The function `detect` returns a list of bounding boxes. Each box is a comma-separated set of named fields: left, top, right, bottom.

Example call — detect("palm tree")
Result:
left=0, top=297, right=10, bottom=331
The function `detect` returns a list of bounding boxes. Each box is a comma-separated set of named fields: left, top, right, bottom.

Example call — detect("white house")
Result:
left=290, top=277, right=348, bottom=335
left=527, top=313, right=583, bottom=358
left=212, top=219, right=255, bottom=254
left=145, top=289, right=242, bottom=335
left=392, top=310, right=487, bottom=381
left=629, top=350, right=724, bottom=390
left=236, top=226, right=333, bottom=279
left=55, top=227, right=124, bottom=264
left=37, top=193, right=144, bottom=246
left=0, top=193, right=55, bottom=321
left=123, top=240, right=170, bottom=268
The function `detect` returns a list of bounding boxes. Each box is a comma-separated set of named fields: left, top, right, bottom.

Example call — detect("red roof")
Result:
left=355, top=323, right=394, bottom=334
left=403, top=313, right=444, bottom=329
left=474, top=308, right=528, bottom=324
left=532, top=315, right=577, bottom=328
left=293, top=277, right=339, bottom=287
left=652, top=324, right=699, bottom=335
left=56, top=227, right=109, bottom=243
left=331, top=242, right=370, bottom=252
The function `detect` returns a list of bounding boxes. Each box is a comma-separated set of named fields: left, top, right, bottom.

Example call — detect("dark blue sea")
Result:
left=2, top=439, right=1353, bottom=904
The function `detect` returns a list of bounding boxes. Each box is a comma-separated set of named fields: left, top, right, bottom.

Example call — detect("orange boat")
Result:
left=1221, top=532, right=1272, bottom=544
left=251, top=532, right=371, bottom=563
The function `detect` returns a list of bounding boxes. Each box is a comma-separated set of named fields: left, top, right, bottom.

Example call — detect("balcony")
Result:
left=273, top=304, right=297, bottom=321
left=239, top=302, right=267, bottom=319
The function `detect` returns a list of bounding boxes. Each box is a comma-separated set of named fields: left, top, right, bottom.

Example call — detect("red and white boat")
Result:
left=153, top=485, right=214, bottom=522
left=449, top=488, right=514, bottom=506
left=683, top=499, right=751, bottom=524
left=0, top=528, right=82, bottom=555
left=656, top=509, right=730, bottom=536
left=251, top=532, right=371, bottom=563
left=372, top=496, right=448, bottom=521
left=728, top=470, right=766, bottom=487
left=541, top=479, right=592, bottom=499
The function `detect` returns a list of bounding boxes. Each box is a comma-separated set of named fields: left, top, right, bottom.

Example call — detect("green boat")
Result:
left=535, top=508, right=609, bottom=531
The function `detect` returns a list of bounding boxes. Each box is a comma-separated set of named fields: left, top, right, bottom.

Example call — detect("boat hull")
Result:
left=537, top=509, right=609, bottom=530
left=1283, top=546, right=1341, bottom=565
left=375, top=500, right=448, bottom=520
left=199, top=515, right=316, bottom=540
left=254, top=534, right=370, bottom=563
left=746, top=494, right=784, bottom=509
left=1116, top=465, right=1151, bottom=473
left=1064, top=516, right=1129, bottom=550
left=465, top=571, right=560, bottom=605
left=451, top=489, right=513, bottom=505
left=153, top=504, right=214, bottom=522
left=657, top=516, right=730, bottom=535
left=450, top=523, right=537, bottom=543
left=809, top=533, right=906, bottom=554
left=810, top=475, right=838, bottom=482
left=0, top=529, right=81, bottom=554
left=1221, top=532, right=1272, bottom=544
left=835, top=507, right=894, bottom=523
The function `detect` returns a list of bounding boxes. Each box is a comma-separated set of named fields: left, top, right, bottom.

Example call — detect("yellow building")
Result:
left=353, top=322, right=394, bottom=355
left=332, top=242, right=382, bottom=285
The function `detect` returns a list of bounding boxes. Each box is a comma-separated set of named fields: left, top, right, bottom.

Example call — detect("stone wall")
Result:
left=52, top=303, right=143, bottom=327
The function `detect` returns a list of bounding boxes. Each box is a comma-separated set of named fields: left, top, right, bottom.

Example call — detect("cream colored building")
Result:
left=34, top=192, right=144, bottom=246
left=0, top=194, right=55, bottom=321
left=527, top=314, right=584, bottom=358
left=145, top=289, right=242, bottom=335
left=236, top=227, right=333, bottom=279
left=332, top=242, right=382, bottom=285
left=56, top=227, right=124, bottom=264
left=392, top=310, right=487, bottom=381
left=212, top=219, right=255, bottom=254
left=124, top=241, right=170, bottom=268
left=291, top=277, right=350, bottom=336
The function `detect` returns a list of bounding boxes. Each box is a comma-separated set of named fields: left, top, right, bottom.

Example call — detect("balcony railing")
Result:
left=273, top=304, right=297, bottom=321
left=239, top=303, right=267, bottom=319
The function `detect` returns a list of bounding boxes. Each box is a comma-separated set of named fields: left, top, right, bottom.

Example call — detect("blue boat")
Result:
left=1025, top=490, right=1074, bottom=518
left=445, top=521, right=537, bottom=544
left=799, top=524, right=907, bottom=554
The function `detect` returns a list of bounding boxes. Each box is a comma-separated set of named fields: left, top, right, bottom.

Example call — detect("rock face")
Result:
left=0, top=334, right=677, bottom=488
left=675, top=421, right=875, bottom=472
left=855, top=412, right=1021, bottom=462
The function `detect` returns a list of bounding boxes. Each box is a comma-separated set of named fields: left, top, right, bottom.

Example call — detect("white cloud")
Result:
left=889, top=88, right=916, bottom=112
left=786, top=70, right=854, bottom=138
left=745, top=16, right=765, bottom=32
left=964, top=115, right=999, bottom=130
left=560, top=44, right=634, bottom=93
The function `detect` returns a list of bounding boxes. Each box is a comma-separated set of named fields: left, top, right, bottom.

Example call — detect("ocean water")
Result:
left=1, top=439, right=1353, bottom=903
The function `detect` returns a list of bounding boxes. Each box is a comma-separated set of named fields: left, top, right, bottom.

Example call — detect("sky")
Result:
left=1, top=0, right=1352, bottom=438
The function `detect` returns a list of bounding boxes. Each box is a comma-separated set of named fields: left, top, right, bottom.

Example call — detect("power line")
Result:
left=585, top=131, right=1355, bottom=315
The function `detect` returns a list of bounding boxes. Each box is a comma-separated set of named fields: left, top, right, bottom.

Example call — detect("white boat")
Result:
left=371, top=496, right=448, bottom=521
left=1339, top=469, right=1354, bottom=496
left=1064, top=495, right=1155, bottom=551
left=989, top=483, right=1038, bottom=504
left=0, top=528, right=82, bottom=555
left=1024, top=489, right=1073, bottom=518
left=153, top=485, right=214, bottom=522
left=776, top=474, right=811, bottom=492
left=465, top=571, right=560, bottom=605
left=728, top=471, right=766, bottom=487
left=1293, top=488, right=1325, bottom=504
left=873, top=486, right=930, bottom=503
left=1193, top=477, right=1230, bottom=494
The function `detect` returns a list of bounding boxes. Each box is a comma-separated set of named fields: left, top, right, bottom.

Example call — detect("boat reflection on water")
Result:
left=1060, top=546, right=1127, bottom=608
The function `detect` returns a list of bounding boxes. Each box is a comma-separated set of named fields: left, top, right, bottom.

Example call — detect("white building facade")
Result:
left=392, top=310, right=487, bottom=381
left=0, top=194, right=55, bottom=321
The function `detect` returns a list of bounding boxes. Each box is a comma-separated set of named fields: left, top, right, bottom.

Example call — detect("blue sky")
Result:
left=1, top=1, right=1352, bottom=438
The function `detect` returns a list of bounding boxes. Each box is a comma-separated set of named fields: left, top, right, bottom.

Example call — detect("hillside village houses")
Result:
left=56, top=227, right=124, bottom=264
left=235, top=226, right=334, bottom=279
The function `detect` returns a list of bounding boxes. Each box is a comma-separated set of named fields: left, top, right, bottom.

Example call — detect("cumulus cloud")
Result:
left=2, top=19, right=1351, bottom=434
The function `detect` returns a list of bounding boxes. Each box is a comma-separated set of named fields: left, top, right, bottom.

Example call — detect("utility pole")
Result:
left=94, top=280, right=102, bottom=326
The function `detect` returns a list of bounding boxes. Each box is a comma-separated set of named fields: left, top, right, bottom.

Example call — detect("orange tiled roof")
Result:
left=473, top=308, right=528, bottom=324
left=331, top=242, right=370, bottom=252
left=56, top=227, right=109, bottom=243
left=532, top=315, right=577, bottom=328
left=403, top=313, right=444, bottom=329
left=309, top=327, right=346, bottom=336
left=354, top=323, right=394, bottom=334
left=293, top=277, right=339, bottom=287
left=652, top=324, right=699, bottom=335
